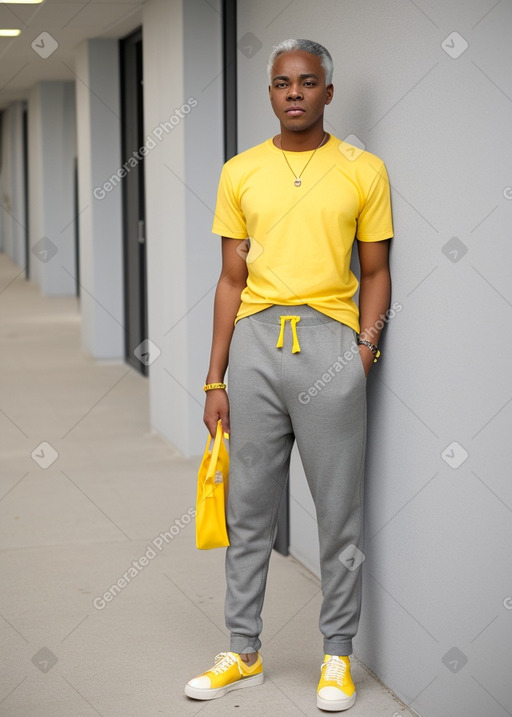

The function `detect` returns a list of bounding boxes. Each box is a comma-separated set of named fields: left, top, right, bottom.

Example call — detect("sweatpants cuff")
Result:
left=230, top=634, right=261, bottom=654
left=323, top=639, right=353, bottom=657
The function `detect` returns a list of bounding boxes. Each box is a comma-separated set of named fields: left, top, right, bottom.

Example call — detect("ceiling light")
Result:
left=0, top=29, right=21, bottom=36
left=0, top=1, right=44, bottom=4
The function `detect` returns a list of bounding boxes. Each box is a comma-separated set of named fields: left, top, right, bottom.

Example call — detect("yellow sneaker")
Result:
left=185, top=651, right=264, bottom=700
left=317, top=655, right=356, bottom=711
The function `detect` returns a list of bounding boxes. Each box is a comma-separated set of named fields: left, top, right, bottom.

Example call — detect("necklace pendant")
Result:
left=294, top=178, right=301, bottom=187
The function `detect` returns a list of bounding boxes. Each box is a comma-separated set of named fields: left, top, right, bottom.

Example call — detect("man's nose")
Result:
left=287, top=85, right=303, bottom=100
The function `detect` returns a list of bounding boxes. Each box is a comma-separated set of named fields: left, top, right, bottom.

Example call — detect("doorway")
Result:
left=22, top=107, right=29, bottom=279
left=120, top=28, right=148, bottom=375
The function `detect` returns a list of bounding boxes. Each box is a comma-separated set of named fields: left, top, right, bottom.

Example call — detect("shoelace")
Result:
left=211, top=652, right=240, bottom=675
left=322, top=656, right=346, bottom=684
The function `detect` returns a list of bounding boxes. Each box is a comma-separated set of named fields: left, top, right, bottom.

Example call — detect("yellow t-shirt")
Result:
left=211, top=134, right=393, bottom=332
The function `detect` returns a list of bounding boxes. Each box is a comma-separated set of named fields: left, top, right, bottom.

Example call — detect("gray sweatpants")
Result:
left=226, top=305, right=367, bottom=657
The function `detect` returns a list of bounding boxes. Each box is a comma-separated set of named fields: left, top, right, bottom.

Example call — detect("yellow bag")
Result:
left=195, top=419, right=230, bottom=550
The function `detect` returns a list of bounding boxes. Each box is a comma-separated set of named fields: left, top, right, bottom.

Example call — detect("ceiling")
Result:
left=0, top=0, right=145, bottom=110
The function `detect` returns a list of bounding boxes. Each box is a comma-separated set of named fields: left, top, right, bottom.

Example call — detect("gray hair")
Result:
left=267, top=39, right=333, bottom=85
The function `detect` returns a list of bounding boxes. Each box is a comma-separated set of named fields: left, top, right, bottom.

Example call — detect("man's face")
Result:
left=268, top=50, right=333, bottom=133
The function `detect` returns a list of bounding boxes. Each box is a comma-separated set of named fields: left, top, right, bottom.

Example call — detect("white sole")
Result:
left=317, top=691, right=356, bottom=711
left=185, top=672, right=264, bottom=700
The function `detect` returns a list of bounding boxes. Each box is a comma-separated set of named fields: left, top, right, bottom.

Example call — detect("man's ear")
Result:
left=325, top=83, right=334, bottom=105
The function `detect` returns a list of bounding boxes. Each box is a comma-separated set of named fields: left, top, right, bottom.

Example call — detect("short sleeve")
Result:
left=211, top=163, right=249, bottom=239
left=356, top=161, right=394, bottom=242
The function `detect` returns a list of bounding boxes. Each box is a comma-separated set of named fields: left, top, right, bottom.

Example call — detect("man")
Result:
left=185, top=39, right=393, bottom=712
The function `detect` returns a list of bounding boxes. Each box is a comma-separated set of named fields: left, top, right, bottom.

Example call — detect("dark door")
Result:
left=22, top=107, right=29, bottom=279
left=120, top=28, right=148, bottom=375
left=74, top=157, right=80, bottom=296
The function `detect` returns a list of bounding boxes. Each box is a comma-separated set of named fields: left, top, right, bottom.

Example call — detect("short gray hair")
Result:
left=267, top=39, right=333, bottom=85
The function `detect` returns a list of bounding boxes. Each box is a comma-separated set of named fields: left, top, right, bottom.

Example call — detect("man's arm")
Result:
left=357, top=239, right=391, bottom=376
left=204, top=237, right=248, bottom=436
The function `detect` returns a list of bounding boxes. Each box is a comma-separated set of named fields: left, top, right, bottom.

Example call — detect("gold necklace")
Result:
left=280, top=132, right=328, bottom=187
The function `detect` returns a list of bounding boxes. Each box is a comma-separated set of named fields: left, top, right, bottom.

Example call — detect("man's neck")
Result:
left=276, top=126, right=328, bottom=152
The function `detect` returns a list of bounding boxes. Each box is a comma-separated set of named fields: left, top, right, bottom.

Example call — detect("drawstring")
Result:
left=276, top=316, right=301, bottom=353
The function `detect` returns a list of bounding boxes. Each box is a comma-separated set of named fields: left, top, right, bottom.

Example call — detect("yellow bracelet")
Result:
left=203, top=382, right=227, bottom=392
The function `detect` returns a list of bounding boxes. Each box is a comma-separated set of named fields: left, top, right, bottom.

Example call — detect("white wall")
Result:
left=75, top=40, right=124, bottom=358
left=0, top=102, right=26, bottom=268
left=143, top=0, right=223, bottom=456
left=236, top=1, right=512, bottom=715
left=27, top=82, right=76, bottom=295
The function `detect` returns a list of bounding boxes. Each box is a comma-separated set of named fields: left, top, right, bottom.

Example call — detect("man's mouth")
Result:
left=285, top=107, right=305, bottom=116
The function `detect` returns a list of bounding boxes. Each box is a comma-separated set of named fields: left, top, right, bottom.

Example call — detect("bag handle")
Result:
left=205, top=419, right=224, bottom=481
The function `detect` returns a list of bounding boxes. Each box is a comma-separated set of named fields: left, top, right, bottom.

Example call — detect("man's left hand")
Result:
left=358, top=345, right=374, bottom=377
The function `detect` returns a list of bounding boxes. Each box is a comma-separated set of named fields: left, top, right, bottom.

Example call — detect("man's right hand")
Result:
left=204, top=389, right=230, bottom=437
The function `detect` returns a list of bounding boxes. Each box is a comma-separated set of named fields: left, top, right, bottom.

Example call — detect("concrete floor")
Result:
left=0, top=252, right=417, bottom=716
